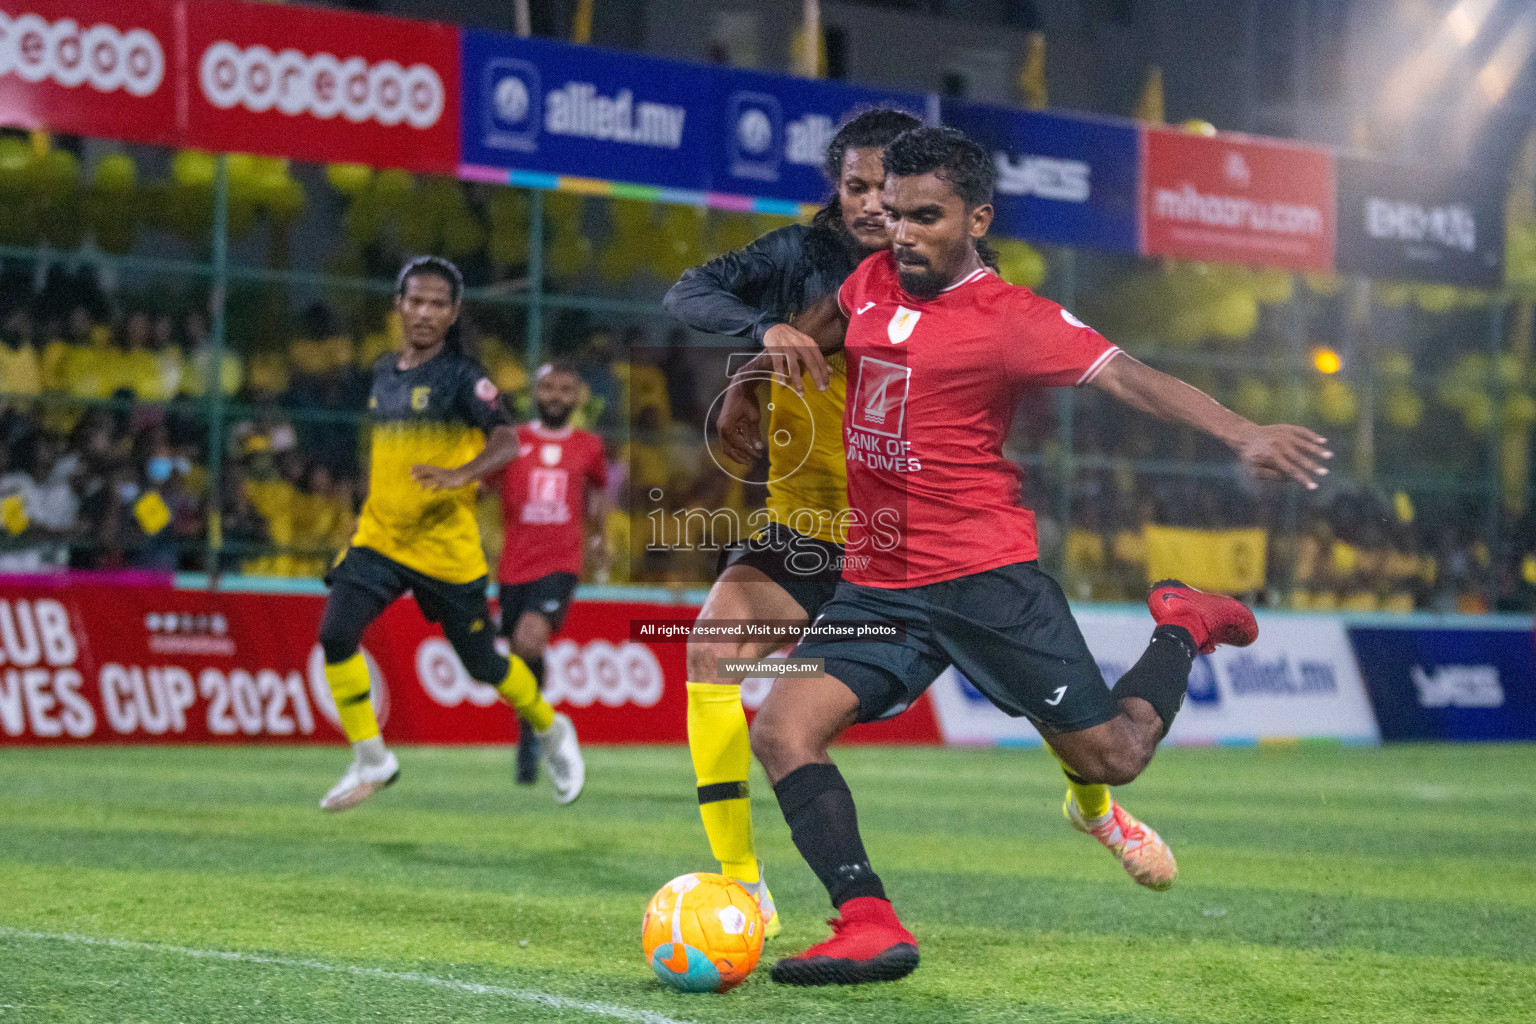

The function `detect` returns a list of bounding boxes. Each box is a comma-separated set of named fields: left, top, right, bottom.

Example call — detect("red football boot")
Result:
left=1148, top=579, right=1257, bottom=655
left=770, top=897, right=919, bottom=986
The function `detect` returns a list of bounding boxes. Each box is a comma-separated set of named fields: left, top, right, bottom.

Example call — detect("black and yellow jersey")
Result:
left=765, top=354, right=847, bottom=544
left=663, top=223, right=855, bottom=545
left=351, top=348, right=511, bottom=584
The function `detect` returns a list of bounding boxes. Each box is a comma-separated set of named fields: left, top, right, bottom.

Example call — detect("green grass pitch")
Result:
left=1, top=743, right=1532, bottom=1023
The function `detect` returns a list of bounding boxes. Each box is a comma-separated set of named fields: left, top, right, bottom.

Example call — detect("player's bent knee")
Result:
left=512, top=615, right=550, bottom=661
left=318, top=623, right=359, bottom=665
left=747, top=714, right=798, bottom=779
left=686, top=639, right=745, bottom=684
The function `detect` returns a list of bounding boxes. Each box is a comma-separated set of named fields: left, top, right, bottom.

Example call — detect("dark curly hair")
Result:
left=802, top=107, right=926, bottom=292
left=821, top=107, right=925, bottom=183
left=882, top=125, right=996, bottom=209
left=395, top=255, right=472, bottom=356
left=882, top=125, right=998, bottom=270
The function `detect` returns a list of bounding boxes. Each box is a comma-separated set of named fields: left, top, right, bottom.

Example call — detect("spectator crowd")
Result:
left=1, top=261, right=1534, bottom=613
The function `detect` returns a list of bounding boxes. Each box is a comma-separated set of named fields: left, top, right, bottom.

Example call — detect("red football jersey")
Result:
left=837, top=250, right=1119, bottom=588
left=497, top=423, right=608, bottom=583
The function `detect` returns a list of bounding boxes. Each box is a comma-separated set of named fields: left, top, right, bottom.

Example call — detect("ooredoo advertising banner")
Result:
left=183, top=0, right=459, bottom=174
left=1141, top=128, right=1336, bottom=271
left=0, top=579, right=938, bottom=746
left=460, top=29, right=716, bottom=191
left=1336, top=156, right=1504, bottom=287
left=0, top=0, right=178, bottom=144
left=930, top=610, right=1380, bottom=746
left=942, top=99, right=1139, bottom=252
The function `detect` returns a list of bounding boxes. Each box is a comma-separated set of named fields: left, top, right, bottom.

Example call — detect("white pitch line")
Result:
left=0, top=927, right=703, bottom=1024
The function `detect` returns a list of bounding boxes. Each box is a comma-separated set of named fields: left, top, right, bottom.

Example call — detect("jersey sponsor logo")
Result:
left=539, top=443, right=562, bottom=466
left=519, top=442, right=534, bottom=457
left=1060, top=308, right=1090, bottom=329
left=993, top=153, right=1090, bottom=202
left=849, top=356, right=912, bottom=439
left=198, top=42, right=444, bottom=129
left=522, top=467, right=571, bottom=524
left=886, top=306, right=921, bottom=345
left=410, top=386, right=431, bottom=412
left=475, top=377, right=499, bottom=402
left=0, top=12, right=166, bottom=98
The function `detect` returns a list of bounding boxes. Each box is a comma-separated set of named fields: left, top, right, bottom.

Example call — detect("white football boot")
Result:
left=538, top=712, right=585, bottom=805
left=319, top=750, right=400, bottom=812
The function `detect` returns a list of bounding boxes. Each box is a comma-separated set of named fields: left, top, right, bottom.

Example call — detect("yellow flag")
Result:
left=134, top=491, right=172, bottom=536
left=1019, top=32, right=1047, bottom=110
left=1, top=494, right=29, bottom=536
left=1144, top=525, right=1267, bottom=594
left=1134, top=65, right=1165, bottom=124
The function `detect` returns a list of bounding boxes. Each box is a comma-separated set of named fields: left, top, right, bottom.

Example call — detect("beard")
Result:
left=895, top=260, right=946, bottom=300
left=538, top=402, right=574, bottom=428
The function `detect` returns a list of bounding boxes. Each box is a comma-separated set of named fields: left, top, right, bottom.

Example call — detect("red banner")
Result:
left=182, top=0, right=459, bottom=173
left=1141, top=128, right=1336, bottom=271
left=0, top=579, right=939, bottom=746
left=0, top=0, right=178, bottom=144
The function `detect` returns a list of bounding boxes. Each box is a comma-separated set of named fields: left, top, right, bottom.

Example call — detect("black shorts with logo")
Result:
left=326, top=545, right=491, bottom=628
left=715, top=522, right=845, bottom=620
left=498, top=572, right=580, bottom=633
left=791, top=560, right=1118, bottom=732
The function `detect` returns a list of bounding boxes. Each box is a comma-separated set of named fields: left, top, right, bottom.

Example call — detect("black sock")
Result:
left=1111, top=625, right=1197, bottom=738
left=773, top=763, right=886, bottom=907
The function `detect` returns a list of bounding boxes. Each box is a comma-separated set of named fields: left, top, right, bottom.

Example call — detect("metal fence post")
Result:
left=204, top=154, right=230, bottom=585
left=527, top=188, right=546, bottom=366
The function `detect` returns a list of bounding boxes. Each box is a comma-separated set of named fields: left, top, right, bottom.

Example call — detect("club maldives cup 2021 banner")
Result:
left=0, top=578, right=939, bottom=746
left=0, top=0, right=178, bottom=144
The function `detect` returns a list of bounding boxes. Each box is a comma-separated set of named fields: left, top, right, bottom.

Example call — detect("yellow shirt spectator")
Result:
left=39, top=337, right=72, bottom=392
left=63, top=342, right=129, bottom=400
left=0, top=342, right=40, bottom=398
left=181, top=348, right=243, bottom=397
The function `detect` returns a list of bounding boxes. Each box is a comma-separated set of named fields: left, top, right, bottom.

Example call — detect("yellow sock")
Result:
left=687, top=682, right=758, bottom=884
left=1050, top=746, right=1112, bottom=819
left=325, top=654, right=379, bottom=743
left=495, top=655, right=555, bottom=732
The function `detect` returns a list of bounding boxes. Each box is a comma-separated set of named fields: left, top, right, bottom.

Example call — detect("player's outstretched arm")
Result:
left=1089, top=352, right=1332, bottom=490
left=411, top=424, right=521, bottom=490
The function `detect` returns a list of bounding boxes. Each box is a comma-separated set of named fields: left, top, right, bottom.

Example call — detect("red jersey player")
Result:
left=740, top=127, right=1331, bottom=986
left=496, top=360, right=610, bottom=783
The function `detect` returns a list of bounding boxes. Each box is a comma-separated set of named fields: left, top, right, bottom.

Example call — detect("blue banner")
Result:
left=461, top=30, right=718, bottom=192
left=708, top=68, right=929, bottom=205
left=1348, top=625, right=1536, bottom=741
left=940, top=100, right=1139, bottom=253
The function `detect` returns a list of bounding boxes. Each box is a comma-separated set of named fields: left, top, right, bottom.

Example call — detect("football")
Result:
left=641, top=872, right=764, bottom=992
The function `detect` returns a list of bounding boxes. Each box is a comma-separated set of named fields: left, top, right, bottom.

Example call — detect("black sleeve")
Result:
left=455, top=359, right=514, bottom=432
left=662, top=225, right=806, bottom=346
